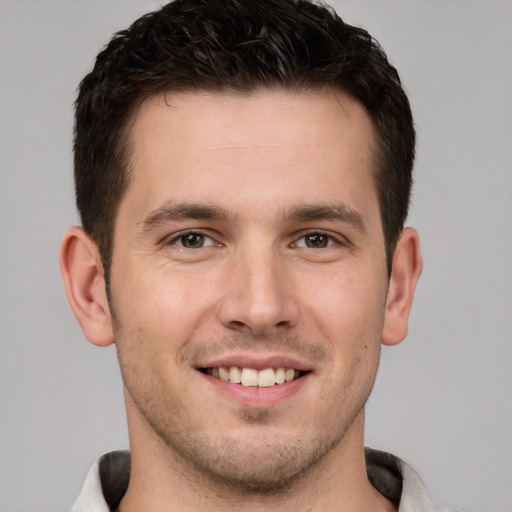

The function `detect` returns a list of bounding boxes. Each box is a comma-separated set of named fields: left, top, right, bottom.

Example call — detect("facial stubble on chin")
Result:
left=125, top=389, right=355, bottom=496
left=114, top=321, right=379, bottom=496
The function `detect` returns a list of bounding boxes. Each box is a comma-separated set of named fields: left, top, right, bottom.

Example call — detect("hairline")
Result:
left=102, top=84, right=395, bottom=279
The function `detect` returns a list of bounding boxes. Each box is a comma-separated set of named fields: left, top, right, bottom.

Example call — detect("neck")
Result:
left=118, top=406, right=395, bottom=512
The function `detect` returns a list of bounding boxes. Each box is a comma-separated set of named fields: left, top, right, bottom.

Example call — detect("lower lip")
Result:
left=199, top=371, right=310, bottom=407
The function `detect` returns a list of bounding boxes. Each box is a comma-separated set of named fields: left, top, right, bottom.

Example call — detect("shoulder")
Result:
left=71, top=451, right=130, bottom=512
left=365, top=447, right=458, bottom=512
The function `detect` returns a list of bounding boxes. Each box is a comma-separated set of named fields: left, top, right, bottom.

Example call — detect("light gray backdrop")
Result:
left=1, top=1, right=511, bottom=511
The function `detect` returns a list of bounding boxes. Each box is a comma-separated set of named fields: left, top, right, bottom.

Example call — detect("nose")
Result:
left=217, top=246, right=299, bottom=336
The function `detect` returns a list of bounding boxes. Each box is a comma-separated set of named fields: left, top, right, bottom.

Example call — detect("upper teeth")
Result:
left=207, top=367, right=298, bottom=387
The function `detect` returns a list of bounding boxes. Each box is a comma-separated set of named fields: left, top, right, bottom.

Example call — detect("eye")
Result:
left=295, top=232, right=336, bottom=249
left=171, top=231, right=216, bottom=249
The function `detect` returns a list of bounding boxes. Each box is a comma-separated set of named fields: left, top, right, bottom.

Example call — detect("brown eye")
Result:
left=304, top=233, right=329, bottom=248
left=179, top=233, right=206, bottom=248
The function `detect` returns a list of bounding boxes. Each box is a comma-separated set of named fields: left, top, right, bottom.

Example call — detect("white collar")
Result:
left=71, top=448, right=455, bottom=512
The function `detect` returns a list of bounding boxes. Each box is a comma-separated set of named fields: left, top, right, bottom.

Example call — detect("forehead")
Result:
left=120, top=88, right=379, bottom=226
left=131, top=87, right=373, bottom=155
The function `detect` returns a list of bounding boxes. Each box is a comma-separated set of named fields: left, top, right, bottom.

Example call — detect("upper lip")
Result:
left=196, top=353, right=312, bottom=372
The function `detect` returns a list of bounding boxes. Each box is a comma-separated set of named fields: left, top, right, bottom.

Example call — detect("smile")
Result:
left=201, top=367, right=307, bottom=387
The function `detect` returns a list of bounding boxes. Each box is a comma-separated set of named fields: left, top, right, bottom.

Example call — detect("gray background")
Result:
left=1, top=1, right=511, bottom=510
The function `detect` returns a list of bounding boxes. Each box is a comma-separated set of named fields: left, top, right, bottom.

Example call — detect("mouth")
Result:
left=199, top=366, right=309, bottom=388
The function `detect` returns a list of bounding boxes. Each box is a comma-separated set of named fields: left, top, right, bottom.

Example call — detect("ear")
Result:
left=381, top=227, right=423, bottom=346
left=59, top=226, right=114, bottom=347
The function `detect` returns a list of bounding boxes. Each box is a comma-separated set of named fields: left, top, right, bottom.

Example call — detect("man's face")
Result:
left=110, top=89, right=390, bottom=490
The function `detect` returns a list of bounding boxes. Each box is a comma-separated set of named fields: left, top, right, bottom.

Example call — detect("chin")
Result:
left=149, top=416, right=346, bottom=496
left=182, top=436, right=335, bottom=494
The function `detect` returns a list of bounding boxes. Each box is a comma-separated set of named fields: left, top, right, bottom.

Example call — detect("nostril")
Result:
left=229, top=320, right=246, bottom=330
left=226, top=319, right=290, bottom=334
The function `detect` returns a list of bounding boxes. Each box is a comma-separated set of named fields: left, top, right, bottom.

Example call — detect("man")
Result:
left=59, top=0, right=453, bottom=510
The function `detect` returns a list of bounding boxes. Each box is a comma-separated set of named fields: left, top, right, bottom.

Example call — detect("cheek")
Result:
left=112, top=261, right=212, bottom=339
left=302, top=268, right=387, bottom=347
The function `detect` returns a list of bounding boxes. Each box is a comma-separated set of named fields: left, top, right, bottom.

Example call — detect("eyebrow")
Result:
left=284, top=204, right=368, bottom=233
left=139, top=201, right=367, bottom=234
left=139, top=202, right=233, bottom=232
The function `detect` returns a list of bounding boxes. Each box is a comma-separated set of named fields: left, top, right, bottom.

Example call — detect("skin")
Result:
left=60, top=88, right=422, bottom=512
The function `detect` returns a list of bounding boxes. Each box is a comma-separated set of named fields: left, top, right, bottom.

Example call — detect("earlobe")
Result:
left=381, top=227, right=423, bottom=346
left=59, top=226, right=114, bottom=347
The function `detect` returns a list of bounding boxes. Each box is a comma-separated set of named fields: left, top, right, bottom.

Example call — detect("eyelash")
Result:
left=166, top=230, right=217, bottom=249
left=292, top=231, right=342, bottom=249
left=166, top=230, right=345, bottom=250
